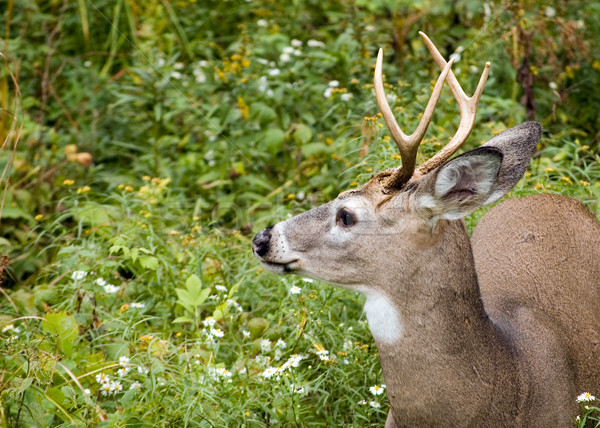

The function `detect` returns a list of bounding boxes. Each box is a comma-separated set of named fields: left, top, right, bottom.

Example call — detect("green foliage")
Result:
left=0, top=0, right=599, bottom=426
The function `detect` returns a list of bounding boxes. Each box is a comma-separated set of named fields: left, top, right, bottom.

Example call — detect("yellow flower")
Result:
left=35, top=214, right=44, bottom=221
left=63, top=179, right=75, bottom=186
left=77, top=186, right=91, bottom=194
left=124, top=185, right=134, bottom=192
left=560, top=176, right=573, bottom=185
left=142, top=175, right=151, bottom=181
left=120, top=304, right=130, bottom=313
left=580, top=180, right=590, bottom=187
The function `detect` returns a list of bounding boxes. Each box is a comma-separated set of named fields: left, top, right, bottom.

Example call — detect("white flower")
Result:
left=131, top=302, right=144, bottom=309
left=549, top=82, right=558, bottom=90
left=369, top=401, right=381, bottom=408
left=242, top=330, right=251, bottom=338
left=84, top=60, right=92, bottom=67
left=257, top=19, right=268, bottom=27
left=280, top=53, right=291, bottom=63
left=83, top=388, right=91, bottom=395
left=174, top=62, right=184, bottom=70
left=365, top=25, right=375, bottom=32
left=275, top=339, right=286, bottom=349
left=261, top=339, right=272, bottom=353
left=544, top=6, right=556, bottom=18
left=577, top=392, right=596, bottom=402
left=449, top=52, right=461, bottom=63
left=307, top=39, right=325, bottom=48
left=324, top=87, right=333, bottom=98
left=103, top=284, right=119, bottom=293
left=2, top=324, right=14, bottom=333
left=100, top=383, right=112, bottom=396
left=96, top=373, right=110, bottom=384
left=316, top=349, right=329, bottom=361
left=211, top=328, right=225, bottom=338
left=157, top=57, right=166, bottom=67
left=340, top=93, right=353, bottom=101
left=282, top=46, right=295, bottom=55
left=227, top=299, right=243, bottom=311
left=302, top=278, right=313, bottom=283
left=215, top=284, right=227, bottom=293
left=203, top=317, right=216, bottom=327
left=286, top=354, right=304, bottom=368
left=261, top=367, right=278, bottom=378
left=95, top=278, right=106, bottom=286
left=119, top=356, right=130, bottom=366
left=208, top=367, right=232, bottom=379
left=268, top=68, right=281, bottom=76
left=137, top=366, right=149, bottom=375
left=328, top=80, right=340, bottom=87
left=130, top=381, right=142, bottom=391
left=170, top=71, right=183, bottom=80
left=71, top=270, right=87, bottom=280
left=111, top=381, right=123, bottom=394
left=117, top=367, right=129, bottom=377
left=291, top=39, right=302, bottom=47
left=358, top=400, right=367, bottom=405
left=369, top=385, right=385, bottom=395
left=289, top=286, right=301, bottom=294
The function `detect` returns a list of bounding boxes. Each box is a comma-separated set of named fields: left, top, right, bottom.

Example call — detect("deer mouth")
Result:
left=259, top=259, right=299, bottom=274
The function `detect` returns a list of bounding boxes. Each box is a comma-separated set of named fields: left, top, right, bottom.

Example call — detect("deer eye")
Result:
left=337, top=208, right=356, bottom=228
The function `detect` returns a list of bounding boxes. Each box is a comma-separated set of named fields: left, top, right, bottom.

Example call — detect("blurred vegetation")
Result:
left=0, top=0, right=599, bottom=426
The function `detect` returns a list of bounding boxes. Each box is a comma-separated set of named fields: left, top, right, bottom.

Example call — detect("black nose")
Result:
left=252, top=226, right=273, bottom=257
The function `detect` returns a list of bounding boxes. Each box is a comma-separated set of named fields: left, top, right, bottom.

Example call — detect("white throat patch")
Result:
left=363, top=292, right=403, bottom=344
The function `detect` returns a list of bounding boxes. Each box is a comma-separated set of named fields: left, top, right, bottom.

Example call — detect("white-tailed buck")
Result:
left=253, top=32, right=600, bottom=427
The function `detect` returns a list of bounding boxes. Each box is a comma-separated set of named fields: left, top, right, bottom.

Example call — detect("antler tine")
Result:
left=374, top=48, right=455, bottom=189
left=415, top=31, right=491, bottom=177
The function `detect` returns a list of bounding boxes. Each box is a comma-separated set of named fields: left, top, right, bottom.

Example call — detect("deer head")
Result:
left=252, top=32, right=540, bottom=291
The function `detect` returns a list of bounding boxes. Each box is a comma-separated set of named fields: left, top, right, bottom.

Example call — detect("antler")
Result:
left=374, top=48, right=455, bottom=190
left=415, top=31, right=490, bottom=177
left=374, top=32, right=491, bottom=190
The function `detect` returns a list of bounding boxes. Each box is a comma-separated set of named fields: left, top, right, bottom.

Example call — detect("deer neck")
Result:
left=362, top=219, right=520, bottom=423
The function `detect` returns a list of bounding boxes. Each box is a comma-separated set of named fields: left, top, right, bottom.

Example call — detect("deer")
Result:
left=252, top=32, right=600, bottom=427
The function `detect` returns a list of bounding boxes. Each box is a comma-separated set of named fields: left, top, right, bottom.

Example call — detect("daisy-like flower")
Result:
left=211, top=328, right=225, bottom=338
left=316, top=349, right=329, bottom=361
left=95, top=373, right=110, bottom=384
left=307, top=39, right=325, bottom=48
left=215, top=284, right=227, bottom=293
left=131, top=302, right=145, bottom=309
left=370, top=385, right=385, bottom=396
left=242, top=330, right=251, bottom=338
left=268, top=68, right=281, bottom=77
left=577, top=392, right=596, bottom=402
left=95, top=278, right=107, bottom=286
left=111, top=381, right=123, bottom=394
left=260, top=339, right=272, bottom=353
left=275, top=338, right=286, bottom=349
left=130, top=381, right=142, bottom=391
left=117, top=368, right=130, bottom=377
left=71, top=270, right=87, bottom=280
left=137, top=366, right=149, bottom=375
left=261, top=367, right=278, bottom=379
left=341, top=93, right=353, bottom=101
left=100, top=382, right=112, bottom=396
left=103, top=284, right=119, bottom=293
left=83, top=388, right=91, bottom=395
left=328, top=80, right=340, bottom=88
left=291, top=39, right=302, bottom=47
left=357, top=400, right=367, bottom=405
left=302, top=278, right=314, bottom=283
left=2, top=324, right=14, bottom=333
left=119, top=356, right=130, bottom=366
left=203, top=317, right=216, bottom=328
left=369, top=401, right=381, bottom=408
left=289, top=286, right=301, bottom=295
left=257, top=19, right=268, bottom=27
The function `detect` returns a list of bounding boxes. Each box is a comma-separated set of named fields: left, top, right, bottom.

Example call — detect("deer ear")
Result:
left=414, top=122, right=541, bottom=220
left=419, top=147, right=503, bottom=220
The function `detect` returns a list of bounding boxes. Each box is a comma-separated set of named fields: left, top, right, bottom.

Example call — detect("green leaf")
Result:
left=301, top=142, right=330, bottom=157
left=185, top=274, right=203, bottom=294
left=139, top=255, right=158, bottom=270
left=172, top=316, right=194, bottom=324
left=42, top=312, right=79, bottom=357
left=293, top=124, right=313, bottom=145
left=261, top=128, right=285, bottom=151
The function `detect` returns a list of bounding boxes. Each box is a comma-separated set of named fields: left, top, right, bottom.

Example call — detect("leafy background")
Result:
left=0, top=0, right=599, bottom=426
